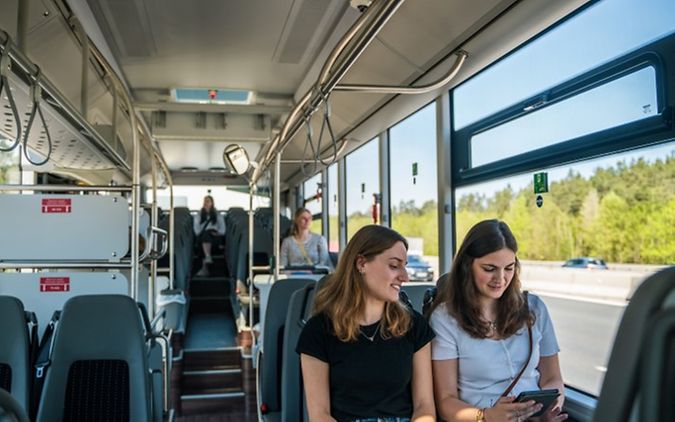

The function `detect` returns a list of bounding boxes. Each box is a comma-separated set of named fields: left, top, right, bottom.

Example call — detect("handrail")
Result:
left=0, top=261, right=134, bottom=269
left=0, top=184, right=132, bottom=192
left=251, top=0, right=405, bottom=184
left=334, top=50, right=468, bottom=93
left=0, top=31, right=130, bottom=172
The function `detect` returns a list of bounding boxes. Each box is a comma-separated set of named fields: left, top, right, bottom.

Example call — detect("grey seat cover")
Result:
left=0, top=296, right=30, bottom=412
left=36, top=294, right=151, bottom=422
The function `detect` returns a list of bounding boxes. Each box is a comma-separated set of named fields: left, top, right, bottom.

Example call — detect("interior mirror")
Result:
left=223, top=144, right=250, bottom=176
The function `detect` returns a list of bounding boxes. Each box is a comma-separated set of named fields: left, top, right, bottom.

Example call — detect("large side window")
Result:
left=453, top=0, right=675, bottom=130
left=345, top=139, right=379, bottom=240
left=389, top=103, right=439, bottom=279
left=454, top=141, right=675, bottom=396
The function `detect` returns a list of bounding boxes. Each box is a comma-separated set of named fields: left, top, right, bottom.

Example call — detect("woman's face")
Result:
left=296, top=211, right=312, bottom=231
left=203, top=196, right=213, bottom=210
left=471, top=247, right=516, bottom=301
left=359, top=241, right=409, bottom=303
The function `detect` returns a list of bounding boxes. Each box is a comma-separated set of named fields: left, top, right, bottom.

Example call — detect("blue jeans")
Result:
left=351, top=418, right=411, bottom=422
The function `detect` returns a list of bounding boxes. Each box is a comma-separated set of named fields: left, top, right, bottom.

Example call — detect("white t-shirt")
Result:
left=430, top=294, right=560, bottom=409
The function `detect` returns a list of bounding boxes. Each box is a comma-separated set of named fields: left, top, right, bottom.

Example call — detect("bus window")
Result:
left=389, top=103, right=439, bottom=278
left=454, top=0, right=675, bottom=130
left=455, top=140, right=675, bottom=395
left=303, top=172, right=322, bottom=233
left=346, top=138, right=379, bottom=240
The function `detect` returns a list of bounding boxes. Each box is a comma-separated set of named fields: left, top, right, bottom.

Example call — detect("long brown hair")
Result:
left=430, top=220, right=534, bottom=338
left=290, top=207, right=311, bottom=237
left=313, top=225, right=412, bottom=342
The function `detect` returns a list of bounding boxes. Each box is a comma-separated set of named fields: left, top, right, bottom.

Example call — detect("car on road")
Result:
left=562, top=257, right=608, bottom=269
left=406, top=254, right=434, bottom=281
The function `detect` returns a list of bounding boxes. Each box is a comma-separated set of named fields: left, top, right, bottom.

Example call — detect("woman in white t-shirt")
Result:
left=429, top=220, right=567, bottom=422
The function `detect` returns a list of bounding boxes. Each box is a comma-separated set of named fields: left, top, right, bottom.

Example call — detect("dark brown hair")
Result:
left=430, top=219, right=534, bottom=338
left=313, top=225, right=411, bottom=342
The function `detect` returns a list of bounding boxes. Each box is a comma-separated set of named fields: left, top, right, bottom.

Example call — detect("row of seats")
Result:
left=0, top=294, right=165, bottom=422
left=225, top=207, right=291, bottom=317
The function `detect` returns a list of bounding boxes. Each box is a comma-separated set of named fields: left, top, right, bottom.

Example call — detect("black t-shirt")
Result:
left=296, top=310, right=435, bottom=422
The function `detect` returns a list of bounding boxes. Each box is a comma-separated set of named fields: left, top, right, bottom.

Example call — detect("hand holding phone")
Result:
left=515, top=389, right=560, bottom=417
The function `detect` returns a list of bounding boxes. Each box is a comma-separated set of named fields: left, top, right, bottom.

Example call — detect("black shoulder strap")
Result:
left=24, top=311, right=38, bottom=366
left=501, top=291, right=533, bottom=398
left=31, top=310, right=61, bottom=420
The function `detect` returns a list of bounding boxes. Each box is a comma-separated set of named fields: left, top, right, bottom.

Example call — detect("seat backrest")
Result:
left=593, top=266, right=675, bottom=422
left=400, top=283, right=436, bottom=313
left=259, top=278, right=314, bottom=414
left=37, top=294, right=151, bottom=422
left=0, top=296, right=30, bottom=412
left=281, top=284, right=316, bottom=422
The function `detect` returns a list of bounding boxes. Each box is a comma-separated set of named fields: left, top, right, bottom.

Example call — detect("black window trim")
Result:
left=451, top=31, right=675, bottom=188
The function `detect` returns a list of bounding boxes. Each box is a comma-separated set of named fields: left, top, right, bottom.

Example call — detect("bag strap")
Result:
left=500, top=291, right=533, bottom=398
left=293, top=237, right=314, bottom=265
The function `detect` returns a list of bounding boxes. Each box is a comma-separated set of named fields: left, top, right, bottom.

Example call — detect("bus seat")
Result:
left=400, top=282, right=436, bottom=313
left=36, top=295, right=152, bottom=422
left=593, top=266, right=675, bottom=422
left=0, top=296, right=31, bottom=414
left=281, top=284, right=316, bottom=422
left=257, top=278, right=314, bottom=421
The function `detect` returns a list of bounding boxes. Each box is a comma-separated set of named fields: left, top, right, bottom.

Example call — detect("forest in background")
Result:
left=343, top=152, right=675, bottom=264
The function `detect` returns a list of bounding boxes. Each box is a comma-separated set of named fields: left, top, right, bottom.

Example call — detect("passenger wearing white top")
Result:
left=429, top=220, right=567, bottom=422
left=194, top=195, right=225, bottom=276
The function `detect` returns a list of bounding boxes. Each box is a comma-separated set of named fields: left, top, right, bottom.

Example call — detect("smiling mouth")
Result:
left=391, top=284, right=401, bottom=291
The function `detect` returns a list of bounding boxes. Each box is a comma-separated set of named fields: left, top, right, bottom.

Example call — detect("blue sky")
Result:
left=336, top=0, right=675, bottom=214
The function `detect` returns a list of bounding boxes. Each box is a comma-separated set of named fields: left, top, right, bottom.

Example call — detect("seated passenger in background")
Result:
left=429, top=220, right=567, bottom=422
left=194, top=195, right=225, bottom=276
left=280, top=207, right=332, bottom=269
left=297, top=225, right=436, bottom=422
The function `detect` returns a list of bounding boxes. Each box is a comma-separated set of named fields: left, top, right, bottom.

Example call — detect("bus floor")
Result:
left=175, top=254, right=258, bottom=421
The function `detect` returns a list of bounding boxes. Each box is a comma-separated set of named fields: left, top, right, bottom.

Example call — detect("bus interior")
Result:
left=1, top=0, right=674, bottom=421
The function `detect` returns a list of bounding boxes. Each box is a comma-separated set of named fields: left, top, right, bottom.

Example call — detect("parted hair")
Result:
left=313, top=225, right=412, bottom=342
left=430, top=219, right=534, bottom=339
left=290, top=207, right=311, bottom=237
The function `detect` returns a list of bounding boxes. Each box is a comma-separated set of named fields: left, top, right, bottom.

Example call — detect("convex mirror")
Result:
left=223, top=144, right=250, bottom=175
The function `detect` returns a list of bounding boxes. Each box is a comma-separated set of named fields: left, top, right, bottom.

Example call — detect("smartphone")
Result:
left=515, top=389, right=560, bottom=417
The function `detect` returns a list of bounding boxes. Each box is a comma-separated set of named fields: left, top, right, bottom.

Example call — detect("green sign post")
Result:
left=534, top=172, right=548, bottom=194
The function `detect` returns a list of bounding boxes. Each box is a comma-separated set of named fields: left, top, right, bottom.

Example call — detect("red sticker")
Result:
left=40, top=277, right=70, bottom=292
left=41, top=198, right=72, bottom=213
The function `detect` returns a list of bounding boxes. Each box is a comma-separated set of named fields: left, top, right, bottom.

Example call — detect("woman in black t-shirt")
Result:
left=296, top=225, right=436, bottom=422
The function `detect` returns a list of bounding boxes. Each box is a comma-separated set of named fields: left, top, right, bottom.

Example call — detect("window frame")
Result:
left=452, top=31, right=675, bottom=188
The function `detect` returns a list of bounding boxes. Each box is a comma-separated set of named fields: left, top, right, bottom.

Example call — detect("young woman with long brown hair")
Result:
left=429, top=220, right=566, bottom=422
left=297, top=225, right=435, bottom=422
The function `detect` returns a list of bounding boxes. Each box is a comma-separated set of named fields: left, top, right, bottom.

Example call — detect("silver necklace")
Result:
left=360, top=322, right=380, bottom=342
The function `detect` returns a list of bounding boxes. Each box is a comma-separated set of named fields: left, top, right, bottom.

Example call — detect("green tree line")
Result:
left=342, top=152, right=674, bottom=264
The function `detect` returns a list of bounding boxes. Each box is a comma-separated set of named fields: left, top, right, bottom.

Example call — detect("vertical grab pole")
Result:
left=130, top=104, right=139, bottom=300
left=149, top=156, right=158, bottom=318
left=248, top=184, right=256, bottom=348
left=273, top=152, right=281, bottom=282
left=169, top=183, right=175, bottom=289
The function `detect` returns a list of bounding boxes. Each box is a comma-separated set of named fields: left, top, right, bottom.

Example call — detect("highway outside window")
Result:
left=454, top=140, right=675, bottom=395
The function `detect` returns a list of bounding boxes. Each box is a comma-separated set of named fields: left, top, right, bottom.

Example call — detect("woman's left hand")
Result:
left=529, top=405, right=568, bottom=422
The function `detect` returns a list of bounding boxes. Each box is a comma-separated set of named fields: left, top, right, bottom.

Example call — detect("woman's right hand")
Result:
left=484, top=396, right=543, bottom=421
